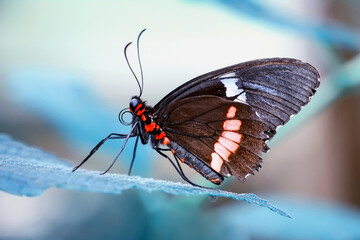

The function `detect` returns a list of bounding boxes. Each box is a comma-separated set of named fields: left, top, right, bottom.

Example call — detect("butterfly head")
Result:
left=129, top=96, right=143, bottom=112
left=118, top=96, right=144, bottom=126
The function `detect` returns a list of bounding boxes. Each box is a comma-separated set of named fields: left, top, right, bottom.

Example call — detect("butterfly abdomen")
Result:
left=169, top=141, right=224, bottom=184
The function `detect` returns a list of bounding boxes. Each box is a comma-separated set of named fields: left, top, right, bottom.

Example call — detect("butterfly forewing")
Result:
left=153, top=58, right=319, bottom=137
left=236, top=59, right=319, bottom=136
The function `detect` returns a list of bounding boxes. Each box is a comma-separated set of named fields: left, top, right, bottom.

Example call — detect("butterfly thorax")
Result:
left=129, top=96, right=170, bottom=147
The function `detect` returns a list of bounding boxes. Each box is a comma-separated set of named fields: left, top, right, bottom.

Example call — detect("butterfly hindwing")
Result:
left=158, top=96, right=269, bottom=181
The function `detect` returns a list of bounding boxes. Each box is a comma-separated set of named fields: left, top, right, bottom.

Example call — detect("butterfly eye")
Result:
left=129, top=97, right=141, bottom=111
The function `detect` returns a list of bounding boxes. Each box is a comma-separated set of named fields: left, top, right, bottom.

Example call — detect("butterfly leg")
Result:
left=128, top=135, right=140, bottom=176
left=73, top=133, right=132, bottom=172
left=101, top=123, right=139, bottom=175
left=154, top=148, right=172, bottom=151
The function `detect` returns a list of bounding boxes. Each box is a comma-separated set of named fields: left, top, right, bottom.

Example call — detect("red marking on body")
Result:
left=223, top=120, right=241, bottom=131
left=162, top=137, right=170, bottom=145
left=218, top=136, right=239, bottom=153
left=145, top=122, right=156, bottom=132
left=222, top=131, right=242, bottom=143
left=210, top=178, right=219, bottom=183
left=226, top=106, right=237, bottom=118
left=156, top=125, right=160, bottom=130
left=171, top=149, right=175, bottom=154
left=181, top=158, right=185, bottom=163
left=141, top=114, right=146, bottom=122
left=210, top=153, right=223, bottom=173
left=135, top=103, right=143, bottom=112
left=136, top=108, right=145, bottom=116
left=214, top=142, right=231, bottom=161
left=190, top=164, right=193, bottom=168
left=156, top=132, right=166, bottom=140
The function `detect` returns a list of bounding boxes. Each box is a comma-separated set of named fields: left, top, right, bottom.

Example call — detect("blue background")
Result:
left=1, top=0, right=360, bottom=239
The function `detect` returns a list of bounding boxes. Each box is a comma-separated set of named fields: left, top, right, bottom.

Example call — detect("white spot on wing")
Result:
left=236, top=93, right=247, bottom=103
left=220, top=78, right=247, bottom=103
left=221, top=78, right=240, bottom=97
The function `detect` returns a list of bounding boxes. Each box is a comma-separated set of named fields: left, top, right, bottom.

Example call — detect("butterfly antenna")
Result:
left=136, top=28, right=146, bottom=97
left=124, top=42, right=142, bottom=96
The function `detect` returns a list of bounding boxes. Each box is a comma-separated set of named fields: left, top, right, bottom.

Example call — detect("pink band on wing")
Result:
left=214, top=142, right=231, bottom=161
left=218, top=136, right=239, bottom=153
left=222, top=131, right=242, bottom=143
left=223, top=120, right=241, bottom=131
left=226, top=106, right=237, bottom=118
left=210, top=153, right=223, bottom=173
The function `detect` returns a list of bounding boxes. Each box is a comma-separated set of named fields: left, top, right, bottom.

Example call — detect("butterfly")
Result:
left=73, top=29, right=320, bottom=187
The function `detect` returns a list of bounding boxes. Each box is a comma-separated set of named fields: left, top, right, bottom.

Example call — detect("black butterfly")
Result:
left=73, top=30, right=320, bottom=187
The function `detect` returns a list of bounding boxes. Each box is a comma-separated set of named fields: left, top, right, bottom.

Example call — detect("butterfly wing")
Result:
left=153, top=58, right=320, bottom=138
left=159, top=95, right=270, bottom=183
left=152, top=58, right=320, bottom=183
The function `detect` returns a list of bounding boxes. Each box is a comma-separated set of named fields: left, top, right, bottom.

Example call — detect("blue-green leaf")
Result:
left=0, top=134, right=291, bottom=218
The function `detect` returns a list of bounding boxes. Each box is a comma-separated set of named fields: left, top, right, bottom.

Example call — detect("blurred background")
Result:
left=1, top=0, right=360, bottom=239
